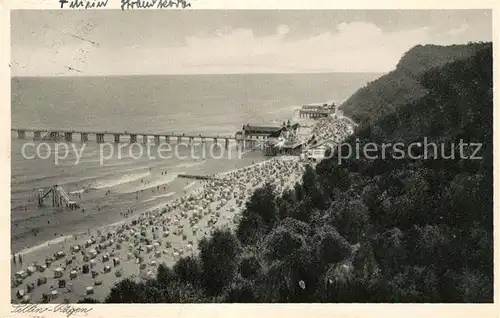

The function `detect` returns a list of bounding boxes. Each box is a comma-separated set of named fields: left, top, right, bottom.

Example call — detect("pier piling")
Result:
left=96, top=133, right=104, bottom=143
left=64, top=132, right=72, bottom=142
left=81, top=133, right=88, bottom=142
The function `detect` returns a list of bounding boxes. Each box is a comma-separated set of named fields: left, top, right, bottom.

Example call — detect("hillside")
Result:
left=339, top=42, right=491, bottom=127
left=92, top=43, right=492, bottom=303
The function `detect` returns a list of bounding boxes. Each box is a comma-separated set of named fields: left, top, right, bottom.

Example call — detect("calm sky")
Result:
left=11, top=10, right=492, bottom=76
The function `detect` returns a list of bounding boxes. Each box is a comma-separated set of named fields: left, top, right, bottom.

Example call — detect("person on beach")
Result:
left=13, top=254, right=16, bottom=265
left=18, top=254, right=22, bottom=265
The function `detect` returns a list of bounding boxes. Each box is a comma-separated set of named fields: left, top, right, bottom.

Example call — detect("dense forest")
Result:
left=83, top=43, right=493, bottom=303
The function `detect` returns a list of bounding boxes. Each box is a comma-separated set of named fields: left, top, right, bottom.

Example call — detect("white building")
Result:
left=302, top=140, right=335, bottom=162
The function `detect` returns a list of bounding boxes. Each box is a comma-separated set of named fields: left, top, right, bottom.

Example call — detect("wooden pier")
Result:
left=11, top=124, right=286, bottom=150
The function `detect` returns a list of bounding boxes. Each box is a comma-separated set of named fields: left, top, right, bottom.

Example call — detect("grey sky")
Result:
left=11, top=10, right=492, bottom=76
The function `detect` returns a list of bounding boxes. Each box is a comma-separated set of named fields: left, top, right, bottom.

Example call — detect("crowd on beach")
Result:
left=310, top=114, right=355, bottom=144
left=11, top=157, right=305, bottom=303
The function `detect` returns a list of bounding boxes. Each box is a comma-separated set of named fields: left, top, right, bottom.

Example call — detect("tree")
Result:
left=237, top=183, right=279, bottom=245
left=200, top=228, right=242, bottom=296
left=156, top=263, right=176, bottom=287
left=239, top=253, right=262, bottom=280
left=105, top=278, right=144, bottom=303
left=313, top=225, right=352, bottom=267
left=78, top=297, right=100, bottom=303
left=264, top=225, right=306, bottom=261
left=173, top=255, right=203, bottom=285
left=221, top=276, right=258, bottom=302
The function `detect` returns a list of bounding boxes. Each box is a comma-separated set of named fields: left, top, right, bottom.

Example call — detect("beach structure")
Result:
left=302, top=139, right=336, bottom=162
left=263, top=122, right=304, bottom=156
left=235, top=124, right=283, bottom=149
left=11, top=128, right=259, bottom=150
left=37, top=185, right=79, bottom=209
left=298, top=102, right=336, bottom=118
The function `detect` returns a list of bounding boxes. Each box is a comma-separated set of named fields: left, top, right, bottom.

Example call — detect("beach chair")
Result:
left=55, top=251, right=65, bottom=260
left=21, top=295, right=31, bottom=304
left=35, top=263, right=46, bottom=273
left=86, top=286, right=94, bottom=295
left=16, top=289, right=25, bottom=299
left=26, top=282, right=35, bottom=293
left=15, top=270, right=28, bottom=281
left=53, top=268, right=64, bottom=279
left=58, top=279, right=66, bottom=288
left=27, top=266, right=36, bottom=276
left=37, top=277, right=47, bottom=286
left=102, top=254, right=110, bottom=262
left=82, top=263, right=90, bottom=274
left=103, top=265, right=111, bottom=274
left=45, top=258, right=53, bottom=268
left=41, top=293, right=49, bottom=303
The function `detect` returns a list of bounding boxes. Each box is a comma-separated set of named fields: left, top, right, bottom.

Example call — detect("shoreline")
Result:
left=14, top=154, right=271, bottom=257
left=11, top=154, right=305, bottom=303
left=10, top=146, right=264, bottom=253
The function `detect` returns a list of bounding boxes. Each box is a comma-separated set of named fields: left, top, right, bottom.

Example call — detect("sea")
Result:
left=10, top=73, right=381, bottom=253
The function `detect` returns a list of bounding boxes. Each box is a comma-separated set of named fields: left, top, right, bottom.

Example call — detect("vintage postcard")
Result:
left=1, top=0, right=498, bottom=317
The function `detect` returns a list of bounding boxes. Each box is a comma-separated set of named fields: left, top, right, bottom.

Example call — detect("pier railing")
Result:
left=11, top=126, right=280, bottom=150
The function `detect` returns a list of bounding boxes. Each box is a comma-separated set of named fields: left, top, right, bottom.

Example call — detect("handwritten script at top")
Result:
left=121, top=0, right=192, bottom=10
left=60, top=0, right=109, bottom=9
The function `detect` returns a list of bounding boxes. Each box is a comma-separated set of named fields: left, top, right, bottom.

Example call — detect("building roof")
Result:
left=299, top=109, right=331, bottom=114
left=305, top=139, right=336, bottom=150
left=268, top=129, right=284, bottom=138
left=302, top=105, right=324, bottom=110
left=243, top=125, right=282, bottom=134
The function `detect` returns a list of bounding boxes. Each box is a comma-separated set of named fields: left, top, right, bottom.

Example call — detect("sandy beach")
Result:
left=11, top=156, right=305, bottom=303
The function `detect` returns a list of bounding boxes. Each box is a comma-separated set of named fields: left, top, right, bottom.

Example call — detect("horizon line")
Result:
left=11, top=71, right=386, bottom=78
